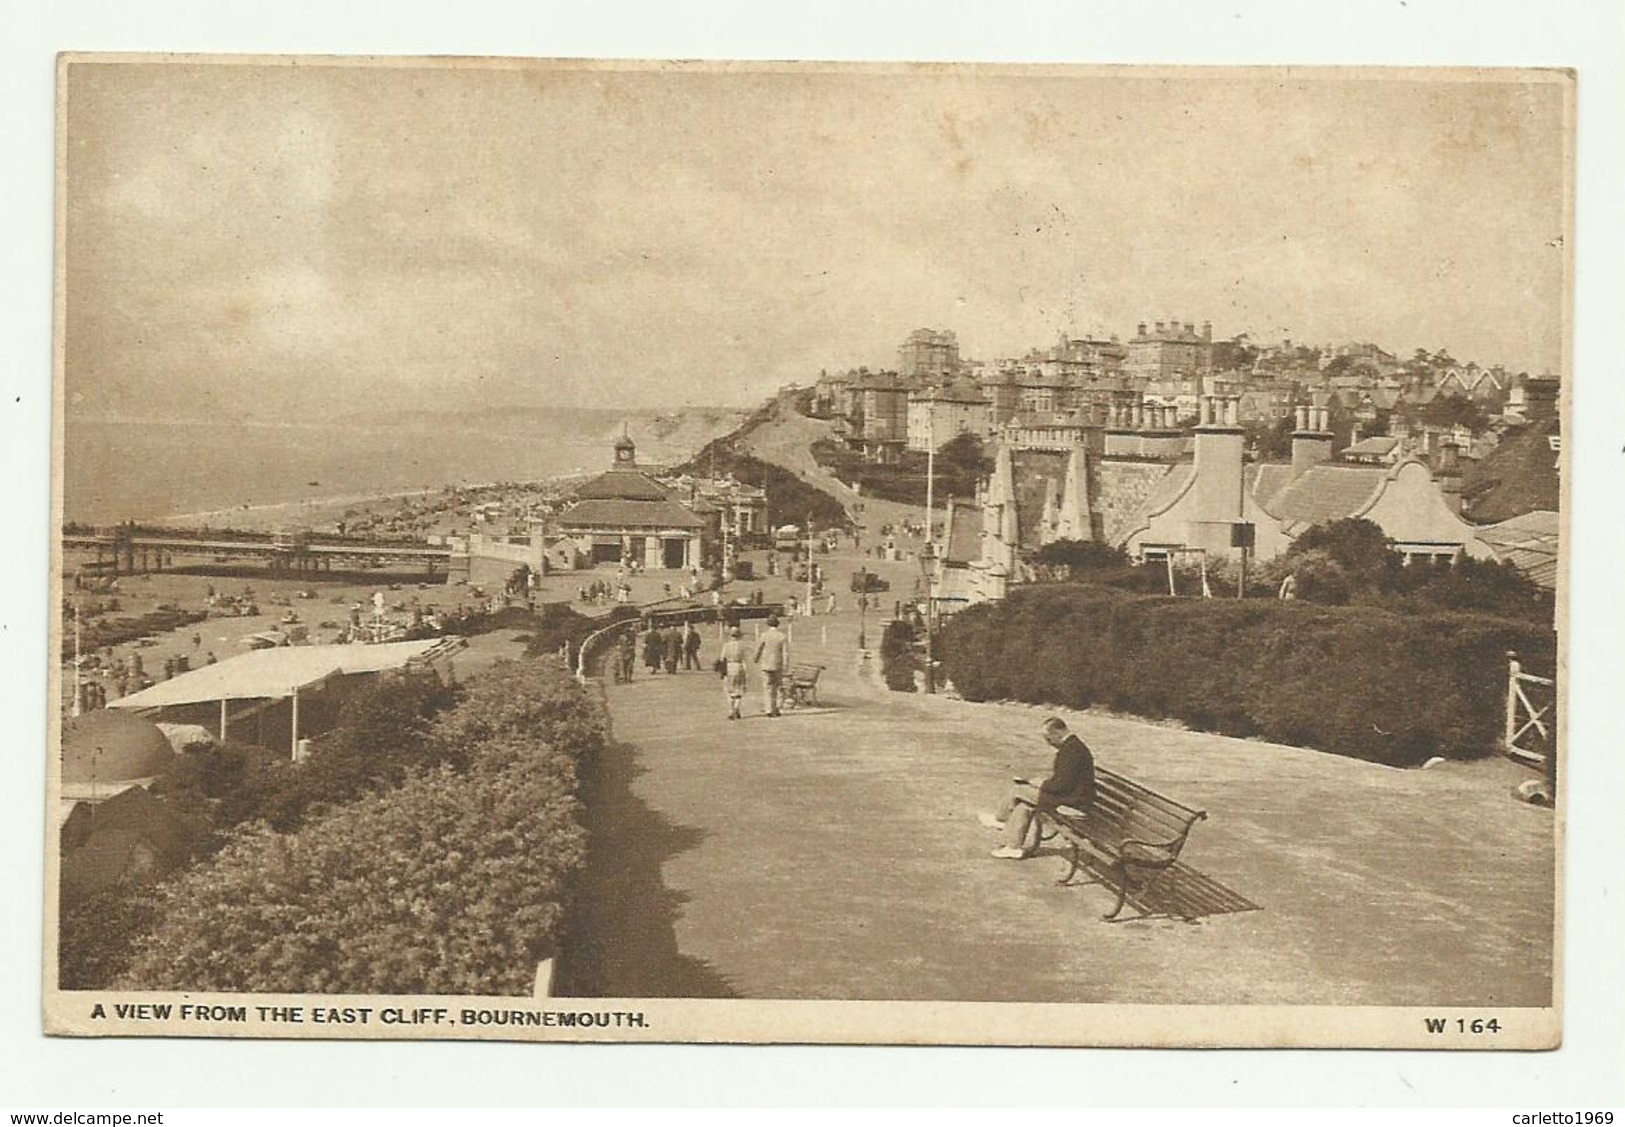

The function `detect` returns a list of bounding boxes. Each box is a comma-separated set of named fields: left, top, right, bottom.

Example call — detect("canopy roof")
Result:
left=108, top=638, right=457, bottom=710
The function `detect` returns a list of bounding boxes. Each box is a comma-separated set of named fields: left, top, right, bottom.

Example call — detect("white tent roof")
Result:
left=108, top=638, right=461, bottom=710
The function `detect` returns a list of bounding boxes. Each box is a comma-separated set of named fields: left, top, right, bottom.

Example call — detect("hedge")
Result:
left=115, top=656, right=598, bottom=995
left=940, top=585, right=1556, bottom=766
left=880, top=618, right=921, bottom=692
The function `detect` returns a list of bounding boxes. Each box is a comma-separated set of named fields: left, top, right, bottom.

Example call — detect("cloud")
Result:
left=63, top=63, right=1569, bottom=418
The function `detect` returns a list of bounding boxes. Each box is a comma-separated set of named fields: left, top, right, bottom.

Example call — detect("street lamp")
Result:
left=920, top=538, right=938, bottom=694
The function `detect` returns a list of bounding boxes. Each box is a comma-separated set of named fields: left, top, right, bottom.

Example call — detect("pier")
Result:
left=62, top=525, right=452, bottom=577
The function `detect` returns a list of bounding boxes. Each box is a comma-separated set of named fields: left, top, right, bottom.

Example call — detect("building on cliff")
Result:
left=967, top=395, right=1506, bottom=602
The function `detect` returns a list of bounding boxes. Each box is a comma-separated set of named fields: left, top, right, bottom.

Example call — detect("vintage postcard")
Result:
left=47, top=55, right=1569, bottom=1048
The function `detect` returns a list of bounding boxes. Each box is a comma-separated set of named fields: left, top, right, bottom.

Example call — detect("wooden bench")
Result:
left=1015, top=767, right=1208, bottom=922
left=784, top=663, right=826, bottom=708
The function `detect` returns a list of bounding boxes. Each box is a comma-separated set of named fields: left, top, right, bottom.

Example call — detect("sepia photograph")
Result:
left=45, top=55, right=1569, bottom=1049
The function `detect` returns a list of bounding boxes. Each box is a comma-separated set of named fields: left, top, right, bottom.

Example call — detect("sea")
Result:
left=61, top=413, right=642, bottom=526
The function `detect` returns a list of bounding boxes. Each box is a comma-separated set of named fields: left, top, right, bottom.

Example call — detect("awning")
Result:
left=108, top=638, right=463, bottom=710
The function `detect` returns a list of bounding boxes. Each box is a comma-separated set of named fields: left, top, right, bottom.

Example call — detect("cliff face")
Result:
left=598, top=407, right=752, bottom=469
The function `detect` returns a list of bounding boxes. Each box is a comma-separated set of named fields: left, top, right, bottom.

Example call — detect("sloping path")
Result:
left=567, top=569, right=1554, bottom=1006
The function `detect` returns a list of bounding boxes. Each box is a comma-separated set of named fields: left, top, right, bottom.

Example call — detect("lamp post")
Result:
left=805, top=511, right=815, bottom=617
left=920, top=539, right=937, bottom=694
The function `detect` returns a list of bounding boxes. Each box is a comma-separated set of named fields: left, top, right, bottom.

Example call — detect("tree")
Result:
left=1031, top=539, right=1128, bottom=574
left=1246, top=412, right=1297, bottom=461
left=936, top=432, right=993, bottom=493
left=1289, top=518, right=1393, bottom=575
left=1418, top=392, right=1490, bottom=435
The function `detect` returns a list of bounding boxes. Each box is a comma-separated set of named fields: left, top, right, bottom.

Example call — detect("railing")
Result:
left=574, top=601, right=788, bottom=683
left=1504, top=650, right=1557, bottom=795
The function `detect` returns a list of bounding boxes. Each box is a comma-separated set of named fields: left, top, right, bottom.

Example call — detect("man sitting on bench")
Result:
left=979, top=717, right=1097, bottom=860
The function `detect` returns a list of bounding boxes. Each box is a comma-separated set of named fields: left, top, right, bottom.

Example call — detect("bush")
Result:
left=808, top=438, right=984, bottom=507
left=223, top=669, right=457, bottom=833
left=59, top=885, right=161, bottom=990
left=675, top=441, right=849, bottom=529
left=428, top=655, right=607, bottom=766
left=1031, top=539, right=1129, bottom=578
left=117, top=755, right=584, bottom=994
left=116, top=658, right=599, bottom=995
left=880, top=618, right=921, bottom=692
left=940, top=584, right=1555, bottom=766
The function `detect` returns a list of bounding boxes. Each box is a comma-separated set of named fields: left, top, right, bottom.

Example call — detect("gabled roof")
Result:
left=560, top=498, right=705, bottom=529
left=1103, top=462, right=1194, bottom=548
left=1250, top=463, right=1295, bottom=510
left=1343, top=436, right=1400, bottom=458
left=1263, top=463, right=1388, bottom=527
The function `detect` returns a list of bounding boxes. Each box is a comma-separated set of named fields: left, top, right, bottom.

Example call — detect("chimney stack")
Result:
left=1291, top=402, right=1335, bottom=479
left=1137, top=322, right=1147, bottom=337
left=1154, top=321, right=1165, bottom=334
left=1436, top=439, right=1461, bottom=477
left=1184, top=322, right=1195, bottom=337
left=1189, top=394, right=1247, bottom=548
left=1202, top=320, right=1213, bottom=341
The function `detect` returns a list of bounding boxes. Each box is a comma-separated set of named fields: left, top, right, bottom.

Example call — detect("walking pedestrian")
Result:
left=617, top=632, right=636, bottom=683
left=720, top=625, right=746, bottom=719
left=753, top=614, right=789, bottom=717
left=683, top=622, right=702, bottom=670
left=643, top=626, right=664, bottom=674
left=663, top=623, right=683, bottom=674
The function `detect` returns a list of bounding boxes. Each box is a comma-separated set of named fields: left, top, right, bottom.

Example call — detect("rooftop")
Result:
left=109, top=638, right=458, bottom=710
left=560, top=498, right=706, bottom=530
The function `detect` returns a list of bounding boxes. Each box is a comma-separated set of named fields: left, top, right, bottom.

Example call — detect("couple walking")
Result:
left=718, top=615, right=789, bottom=720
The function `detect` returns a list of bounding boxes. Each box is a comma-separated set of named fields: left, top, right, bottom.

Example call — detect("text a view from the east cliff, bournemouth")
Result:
left=53, top=62, right=1563, bottom=1029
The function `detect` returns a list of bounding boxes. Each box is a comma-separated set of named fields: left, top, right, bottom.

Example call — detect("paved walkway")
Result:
left=561, top=556, right=1555, bottom=1006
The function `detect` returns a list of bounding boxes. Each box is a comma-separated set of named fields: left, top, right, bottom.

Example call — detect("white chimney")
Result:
left=1189, top=394, right=1246, bottom=550
left=1291, top=402, right=1335, bottom=479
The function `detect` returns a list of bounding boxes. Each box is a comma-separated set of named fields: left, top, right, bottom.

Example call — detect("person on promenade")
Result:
left=719, top=625, right=747, bottom=720
left=617, top=631, right=635, bottom=683
left=663, top=624, right=683, bottom=674
left=643, top=626, right=664, bottom=674
left=753, top=614, right=789, bottom=718
left=979, top=717, right=1097, bottom=859
left=683, top=622, right=702, bottom=670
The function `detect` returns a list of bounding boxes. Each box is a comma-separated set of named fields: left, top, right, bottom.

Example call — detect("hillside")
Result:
left=676, top=390, right=934, bottom=533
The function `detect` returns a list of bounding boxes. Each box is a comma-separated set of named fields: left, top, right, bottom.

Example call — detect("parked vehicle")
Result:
left=850, top=568, right=889, bottom=594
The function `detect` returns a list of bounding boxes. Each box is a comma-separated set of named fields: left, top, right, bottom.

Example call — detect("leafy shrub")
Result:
left=880, top=618, right=921, bottom=692
left=116, top=658, right=600, bottom=995
left=1031, top=539, right=1130, bottom=578
left=808, top=437, right=985, bottom=507
left=223, top=669, right=456, bottom=833
left=429, top=655, right=607, bottom=766
left=941, top=584, right=1554, bottom=766
left=675, top=440, right=849, bottom=530
left=59, top=884, right=161, bottom=990
left=117, top=754, right=585, bottom=994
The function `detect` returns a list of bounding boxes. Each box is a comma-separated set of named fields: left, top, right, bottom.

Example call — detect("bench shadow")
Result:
left=1028, top=844, right=1262, bottom=923
left=555, top=735, right=740, bottom=999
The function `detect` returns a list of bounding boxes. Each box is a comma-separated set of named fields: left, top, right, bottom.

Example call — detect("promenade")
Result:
left=562, top=557, right=1556, bottom=1006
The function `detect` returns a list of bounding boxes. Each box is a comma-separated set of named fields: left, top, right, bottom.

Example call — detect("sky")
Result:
left=62, top=60, right=1570, bottom=418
